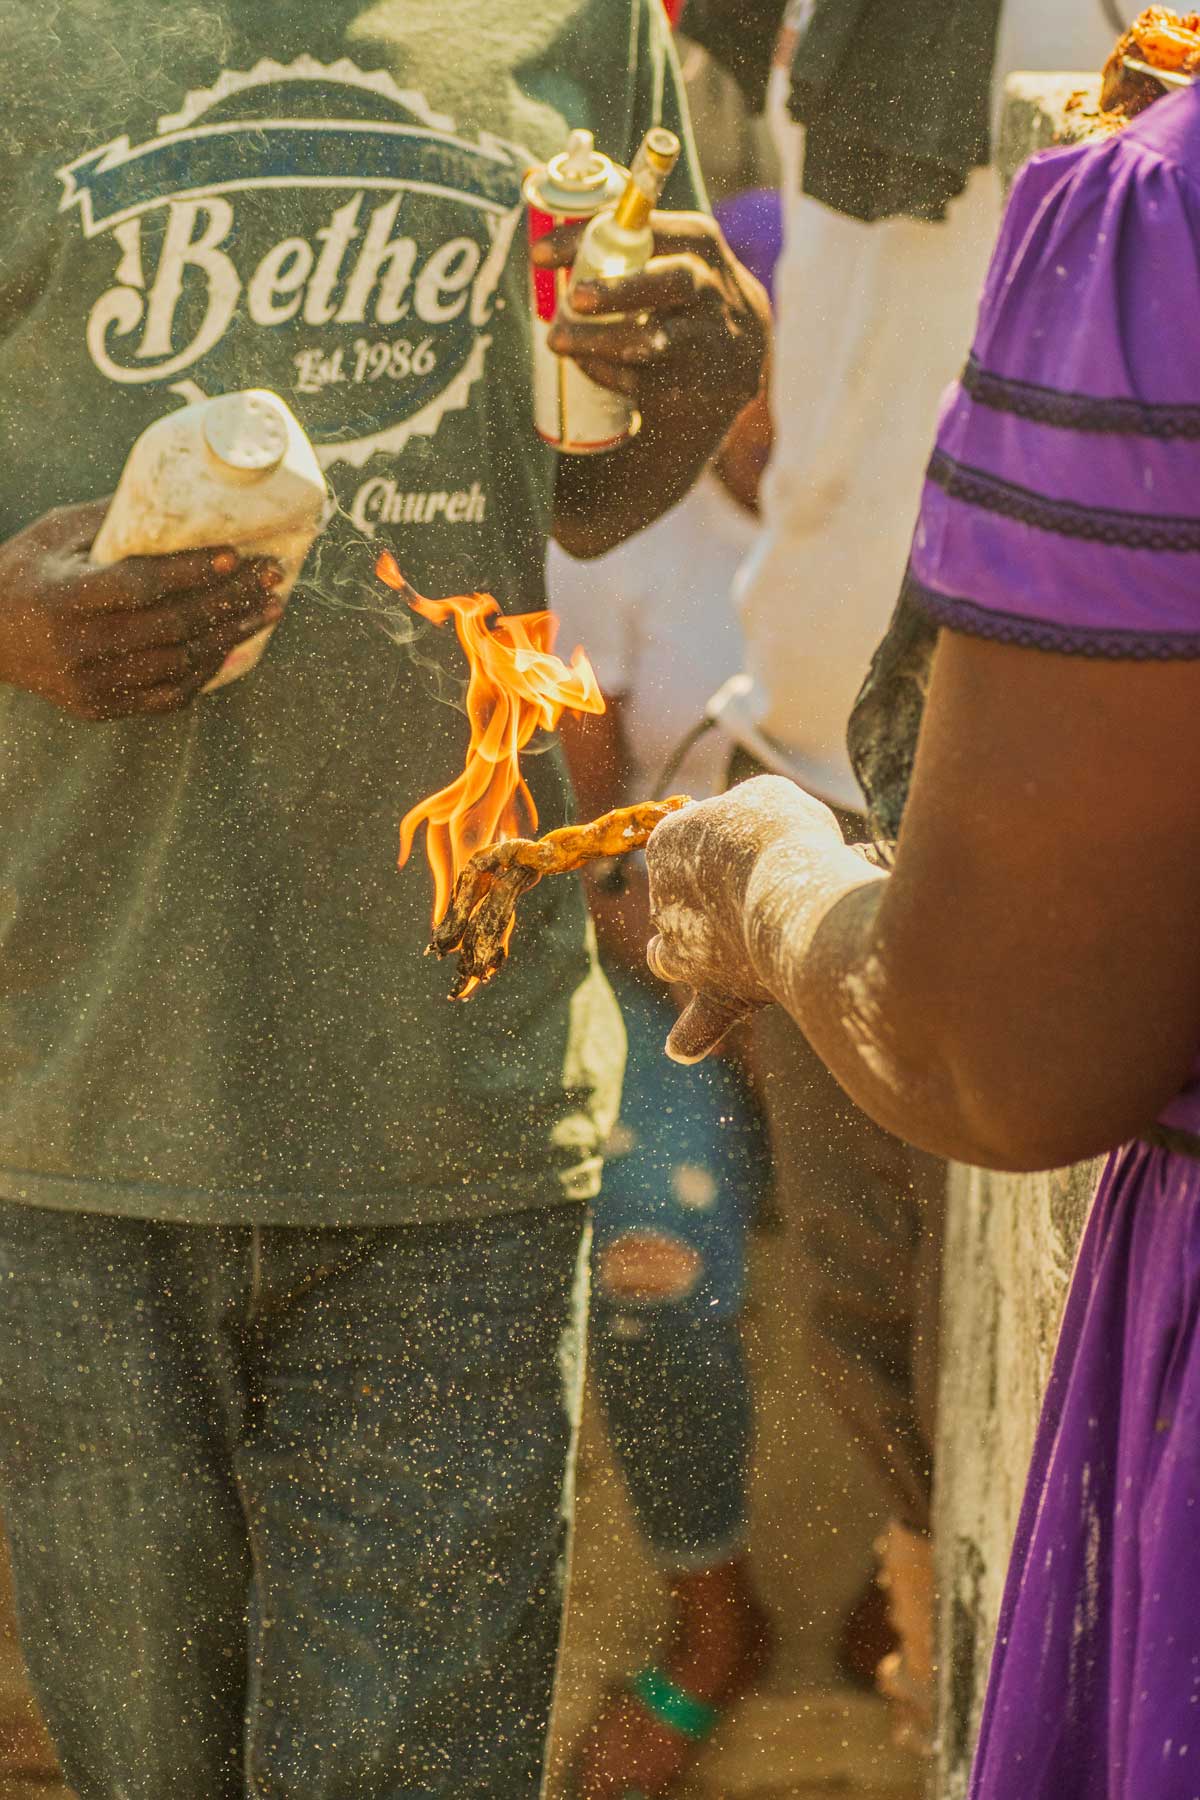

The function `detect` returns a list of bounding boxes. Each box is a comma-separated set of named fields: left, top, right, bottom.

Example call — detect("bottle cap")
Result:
left=640, top=128, right=682, bottom=175
left=628, top=127, right=681, bottom=192
left=613, top=128, right=681, bottom=233
left=203, top=390, right=289, bottom=474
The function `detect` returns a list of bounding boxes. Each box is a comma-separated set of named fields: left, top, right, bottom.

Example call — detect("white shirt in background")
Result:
left=547, top=468, right=757, bottom=801
left=722, top=0, right=1123, bottom=810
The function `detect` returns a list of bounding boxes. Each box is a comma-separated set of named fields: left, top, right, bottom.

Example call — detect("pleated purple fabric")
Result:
left=970, top=1143, right=1200, bottom=1799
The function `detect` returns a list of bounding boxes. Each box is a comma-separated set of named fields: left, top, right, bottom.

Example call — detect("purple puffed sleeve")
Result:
left=906, top=85, right=1200, bottom=657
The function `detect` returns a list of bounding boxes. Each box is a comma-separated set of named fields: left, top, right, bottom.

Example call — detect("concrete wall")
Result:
left=932, top=1160, right=1100, bottom=1797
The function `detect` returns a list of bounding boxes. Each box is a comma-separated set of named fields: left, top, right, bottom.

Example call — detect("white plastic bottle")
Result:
left=91, top=390, right=327, bottom=692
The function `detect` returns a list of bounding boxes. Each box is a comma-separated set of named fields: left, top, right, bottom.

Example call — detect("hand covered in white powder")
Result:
left=645, top=777, right=851, bottom=1062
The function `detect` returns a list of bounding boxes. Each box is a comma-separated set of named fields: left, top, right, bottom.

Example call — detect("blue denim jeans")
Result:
left=590, top=975, right=769, bottom=1569
left=0, top=1200, right=589, bottom=1800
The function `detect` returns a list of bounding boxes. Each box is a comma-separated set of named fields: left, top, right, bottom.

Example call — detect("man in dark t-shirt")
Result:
left=0, top=3, right=768, bottom=1792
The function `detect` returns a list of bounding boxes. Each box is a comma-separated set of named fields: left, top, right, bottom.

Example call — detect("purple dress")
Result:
left=906, top=86, right=1200, bottom=1800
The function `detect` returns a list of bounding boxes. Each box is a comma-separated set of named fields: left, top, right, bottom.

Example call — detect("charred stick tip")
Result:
left=443, top=864, right=538, bottom=999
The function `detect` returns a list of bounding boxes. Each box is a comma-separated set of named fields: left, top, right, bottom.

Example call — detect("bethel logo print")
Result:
left=56, top=58, right=529, bottom=474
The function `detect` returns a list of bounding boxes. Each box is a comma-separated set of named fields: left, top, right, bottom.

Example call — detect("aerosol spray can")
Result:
left=555, top=126, right=682, bottom=455
left=524, top=130, right=628, bottom=453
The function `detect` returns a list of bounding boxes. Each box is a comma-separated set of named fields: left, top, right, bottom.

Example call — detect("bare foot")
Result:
left=573, top=1559, right=773, bottom=1800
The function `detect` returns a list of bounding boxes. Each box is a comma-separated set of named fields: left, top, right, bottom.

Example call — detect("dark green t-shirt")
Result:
left=0, top=0, right=702, bottom=1224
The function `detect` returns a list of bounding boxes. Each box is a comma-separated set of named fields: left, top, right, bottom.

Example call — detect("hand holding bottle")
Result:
left=0, top=499, right=284, bottom=721
left=534, top=209, right=769, bottom=422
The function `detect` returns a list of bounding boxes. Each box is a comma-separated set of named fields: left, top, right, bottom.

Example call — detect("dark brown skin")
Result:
left=541, top=212, right=771, bottom=559
left=645, top=632, right=1200, bottom=1172
left=0, top=498, right=288, bottom=720
left=712, top=384, right=772, bottom=516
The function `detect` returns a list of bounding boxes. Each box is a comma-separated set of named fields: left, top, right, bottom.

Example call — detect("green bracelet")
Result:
left=631, top=1665, right=720, bottom=1742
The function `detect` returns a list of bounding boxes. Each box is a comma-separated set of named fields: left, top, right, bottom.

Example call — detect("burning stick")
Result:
left=376, top=553, right=689, bottom=998
left=430, top=797, right=691, bottom=997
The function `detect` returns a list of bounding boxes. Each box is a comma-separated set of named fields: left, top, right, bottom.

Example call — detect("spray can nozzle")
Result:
left=562, top=129, right=598, bottom=180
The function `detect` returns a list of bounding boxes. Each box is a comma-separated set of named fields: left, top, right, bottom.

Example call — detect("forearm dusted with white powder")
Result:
left=740, top=843, right=990, bottom=1166
left=648, top=774, right=1111, bottom=1170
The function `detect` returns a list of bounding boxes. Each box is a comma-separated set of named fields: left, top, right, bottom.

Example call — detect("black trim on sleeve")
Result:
left=906, top=572, right=1200, bottom=660
left=927, top=449, right=1200, bottom=552
left=962, top=355, right=1200, bottom=441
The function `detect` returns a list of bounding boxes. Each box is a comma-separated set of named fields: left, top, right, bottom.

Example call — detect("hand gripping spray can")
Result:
left=557, top=125, right=680, bottom=450
left=524, top=130, right=628, bottom=453
left=541, top=127, right=682, bottom=454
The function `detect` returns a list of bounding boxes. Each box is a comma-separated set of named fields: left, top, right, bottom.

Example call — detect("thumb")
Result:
left=665, top=989, right=762, bottom=1065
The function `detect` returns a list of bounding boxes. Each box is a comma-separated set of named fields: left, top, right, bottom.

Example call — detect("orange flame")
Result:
left=378, top=551, right=606, bottom=926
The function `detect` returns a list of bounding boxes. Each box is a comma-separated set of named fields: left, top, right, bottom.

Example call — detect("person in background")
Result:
left=643, top=59, right=1200, bottom=1800
left=551, top=190, right=780, bottom=1800
left=0, top=5, right=769, bottom=1796
left=0, top=1549, right=67, bottom=1800
left=677, top=0, right=1122, bottom=1747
